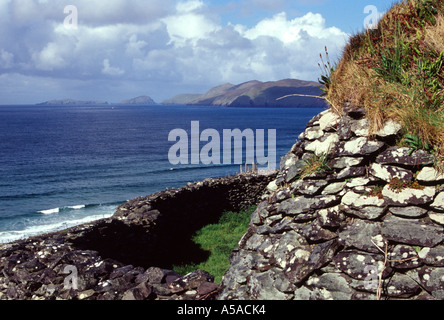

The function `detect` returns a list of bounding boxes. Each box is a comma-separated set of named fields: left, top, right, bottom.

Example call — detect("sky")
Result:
left=0, top=0, right=396, bottom=105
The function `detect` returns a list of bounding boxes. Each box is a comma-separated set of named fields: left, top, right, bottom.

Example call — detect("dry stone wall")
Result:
left=0, top=173, right=275, bottom=300
left=218, top=106, right=444, bottom=300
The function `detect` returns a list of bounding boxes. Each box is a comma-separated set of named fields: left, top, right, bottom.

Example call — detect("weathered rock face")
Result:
left=0, top=173, right=275, bottom=300
left=218, top=107, right=444, bottom=300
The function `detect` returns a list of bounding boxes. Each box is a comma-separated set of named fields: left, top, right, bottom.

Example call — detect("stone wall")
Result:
left=218, top=106, right=444, bottom=300
left=0, top=172, right=275, bottom=300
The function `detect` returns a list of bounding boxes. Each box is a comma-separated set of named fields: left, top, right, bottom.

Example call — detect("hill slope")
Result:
left=325, top=0, right=443, bottom=158
left=163, top=79, right=327, bottom=108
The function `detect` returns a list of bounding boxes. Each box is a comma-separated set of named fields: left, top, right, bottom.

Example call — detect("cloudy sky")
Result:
left=0, top=0, right=393, bottom=105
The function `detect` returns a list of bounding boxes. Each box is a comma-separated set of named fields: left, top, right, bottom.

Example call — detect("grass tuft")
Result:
left=173, top=206, right=256, bottom=283
left=323, top=0, right=444, bottom=159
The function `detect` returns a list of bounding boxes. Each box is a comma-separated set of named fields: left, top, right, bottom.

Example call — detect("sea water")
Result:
left=0, top=104, right=324, bottom=243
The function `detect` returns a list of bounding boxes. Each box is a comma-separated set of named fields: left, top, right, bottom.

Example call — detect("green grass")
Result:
left=173, top=206, right=256, bottom=283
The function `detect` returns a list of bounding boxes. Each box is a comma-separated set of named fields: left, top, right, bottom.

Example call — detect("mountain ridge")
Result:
left=162, top=79, right=327, bottom=108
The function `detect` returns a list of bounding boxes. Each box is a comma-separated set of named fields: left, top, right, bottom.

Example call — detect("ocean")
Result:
left=0, top=104, right=324, bottom=243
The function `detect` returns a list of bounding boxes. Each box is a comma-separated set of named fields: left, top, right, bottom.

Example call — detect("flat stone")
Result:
left=417, top=266, right=444, bottom=299
left=382, top=215, right=443, bottom=247
left=248, top=269, right=289, bottom=300
left=388, top=245, right=422, bottom=270
left=291, top=179, right=328, bottom=195
left=431, top=192, right=444, bottom=211
left=375, top=120, right=402, bottom=137
left=384, top=273, right=420, bottom=298
left=317, top=206, right=345, bottom=228
left=369, top=163, right=414, bottom=182
left=389, top=206, right=428, bottom=218
left=350, top=118, right=369, bottom=137
left=329, top=157, right=363, bottom=169
left=304, top=126, right=324, bottom=140
left=376, top=147, right=434, bottom=167
left=333, top=251, right=387, bottom=280
left=318, top=110, right=341, bottom=132
left=304, top=133, right=339, bottom=157
left=336, top=167, right=366, bottom=180
left=429, top=212, right=444, bottom=225
left=419, top=245, right=444, bottom=266
left=417, top=167, right=444, bottom=183
left=382, top=185, right=436, bottom=206
left=322, top=181, right=347, bottom=195
left=305, top=273, right=354, bottom=300
left=284, top=160, right=305, bottom=183
left=336, top=137, right=385, bottom=156
left=277, top=195, right=338, bottom=216
left=338, top=220, right=383, bottom=253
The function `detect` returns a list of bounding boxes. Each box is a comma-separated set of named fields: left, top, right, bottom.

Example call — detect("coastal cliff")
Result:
left=1, top=0, right=443, bottom=301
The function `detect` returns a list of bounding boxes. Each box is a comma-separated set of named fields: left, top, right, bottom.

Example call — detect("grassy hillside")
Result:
left=322, top=0, right=443, bottom=161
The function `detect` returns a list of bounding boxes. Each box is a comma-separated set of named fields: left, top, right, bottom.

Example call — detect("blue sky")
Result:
left=0, top=0, right=397, bottom=104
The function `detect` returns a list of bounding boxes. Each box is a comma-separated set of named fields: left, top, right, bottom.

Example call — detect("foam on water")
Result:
left=0, top=204, right=117, bottom=244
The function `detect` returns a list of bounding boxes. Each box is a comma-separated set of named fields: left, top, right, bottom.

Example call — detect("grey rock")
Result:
left=369, top=163, right=414, bottom=182
left=417, top=167, right=444, bottom=183
left=382, top=215, right=443, bottom=247
left=350, top=118, right=369, bottom=137
left=385, top=273, right=421, bottom=298
left=306, top=273, right=354, bottom=300
left=336, top=137, right=385, bottom=156
left=417, top=266, right=444, bottom=299
left=336, top=166, right=366, bottom=180
left=431, top=192, right=444, bottom=211
left=338, top=220, right=383, bottom=253
left=388, top=245, right=422, bottom=270
left=168, top=270, right=214, bottom=294
left=248, top=269, right=289, bottom=300
left=375, top=120, right=402, bottom=138
left=333, top=251, right=388, bottom=280
left=376, top=147, right=434, bottom=167
left=329, top=157, right=364, bottom=169
left=317, top=206, right=345, bottom=228
left=304, top=133, right=339, bottom=157
left=382, top=185, right=436, bottom=206
left=389, top=206, right=428, bottom=218
left=291, top=179, right=328, bottom=195
left=418, top=245, right=444, bottom=267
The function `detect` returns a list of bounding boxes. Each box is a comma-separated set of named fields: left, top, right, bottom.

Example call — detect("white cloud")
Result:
left=0, top=0, right=349, bottom=103
left=102, top=59, right=125, bottom=76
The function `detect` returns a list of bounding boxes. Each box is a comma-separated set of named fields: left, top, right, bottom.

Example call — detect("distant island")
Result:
left=162, top=79, right=327, bottom=108
left=37, top=99, right=110, bottom=106
left=118, top=96, right=156, bottom=105
left=37, top=78, right=327, bottom=108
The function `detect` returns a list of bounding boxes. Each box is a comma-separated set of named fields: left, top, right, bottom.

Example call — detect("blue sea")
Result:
left=0, top=104, right=324, bottom=243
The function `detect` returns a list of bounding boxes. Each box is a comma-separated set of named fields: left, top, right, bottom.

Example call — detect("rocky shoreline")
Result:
left=0, top=173, right=275, bottom=300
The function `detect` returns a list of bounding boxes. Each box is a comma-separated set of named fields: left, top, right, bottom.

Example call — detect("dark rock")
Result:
left=417, top=266, right=444, bottom=299
left=369, top=163, right=414, bottom=182
left=333, top=251, right=390, bottom=280
left=382, top=185, right=436, bottom=207
left=389, top=245, right=422, bottom=270
left=418, top=245, right=444, bottom=267
left=338, top=220, right=383, bottom=253
left=389, top=206, right=428, bottom=218
left=376, top=147, right=434, bottom=167
left=168, top=270, right=215, bottom=294
left=382, top=215, right=444, bottom=247
left=336, top=137, right=385, bottom=157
